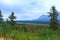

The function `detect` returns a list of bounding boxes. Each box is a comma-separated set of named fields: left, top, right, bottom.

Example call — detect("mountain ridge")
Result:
left=35, top=12, right=60, bottom=23
left=16, top=12, right=60, bottom=24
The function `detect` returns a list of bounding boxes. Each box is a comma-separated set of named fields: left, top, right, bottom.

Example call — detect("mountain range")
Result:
left=17, top=12, right=60, bottom=24
left=35, top=12, right=60, bottom=23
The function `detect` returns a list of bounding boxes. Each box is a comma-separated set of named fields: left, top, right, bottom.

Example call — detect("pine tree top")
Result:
left=9, top=12, right=16, bottom=20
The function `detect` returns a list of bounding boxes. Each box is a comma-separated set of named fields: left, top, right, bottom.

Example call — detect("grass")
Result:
left=0, top=24, right=60, bottom=40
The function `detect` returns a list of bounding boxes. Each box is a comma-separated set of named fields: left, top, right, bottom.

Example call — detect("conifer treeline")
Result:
left=0, top=10, right=16, bottom=26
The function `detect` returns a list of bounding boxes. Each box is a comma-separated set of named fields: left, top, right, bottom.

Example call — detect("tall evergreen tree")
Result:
left=0, top=10, right=3, bottom=26
left=0, top=10, right=6, bottom=39
left=49, top=6, right=59, bottom=30
left=9, top=12, right=16, bottom=26
left=9, top=12, right=17, bottom=40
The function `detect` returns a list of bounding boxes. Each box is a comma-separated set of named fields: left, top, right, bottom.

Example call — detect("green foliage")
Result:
left=49, top=6, right=59, bottom=30
left=0, top=10, right=4, bottom=26
left=9, top=12, right=16, bottom=26
left=0, top=6, right=60, bottom=40
left=9, top=12, right=16, bottom=20
left=0, top=22, right=60, bottom=40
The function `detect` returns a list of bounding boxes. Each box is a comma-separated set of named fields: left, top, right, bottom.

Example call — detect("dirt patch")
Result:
left=0, top=37, right=13, bottom=40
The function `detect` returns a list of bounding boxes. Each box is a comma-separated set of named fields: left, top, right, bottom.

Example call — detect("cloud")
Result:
left=0, top=0, right=60, bottom=20
left=0, top=0, right=21, bottom=7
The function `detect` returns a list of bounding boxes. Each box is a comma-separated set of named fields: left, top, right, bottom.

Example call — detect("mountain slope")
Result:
left=36, top=12, right=60, bottom=23
left=17, top=12, right=60, bottom=24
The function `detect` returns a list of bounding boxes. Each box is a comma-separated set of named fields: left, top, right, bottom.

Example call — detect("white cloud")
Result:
left=0, top=0, right=60, bottom=20
left=0, top=0, right=22, bottom=7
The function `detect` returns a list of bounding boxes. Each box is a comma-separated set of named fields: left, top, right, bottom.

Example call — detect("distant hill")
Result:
left=36, top=15, right=50, bottom=23
left=35, top=12, right=60, bottom=23
left=17, top=12, right=60, bottom=24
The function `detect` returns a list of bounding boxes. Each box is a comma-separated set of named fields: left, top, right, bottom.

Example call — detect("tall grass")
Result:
left=0, top=24, right=60, bottom=40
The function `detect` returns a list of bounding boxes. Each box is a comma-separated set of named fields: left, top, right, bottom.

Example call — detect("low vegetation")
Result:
left=0, top=24, right=60, bottom=40
left=0, top=6, right=59, bottom=40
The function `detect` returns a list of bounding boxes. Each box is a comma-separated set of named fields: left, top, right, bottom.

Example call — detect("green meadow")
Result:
left=0, top=24, right=60, bottom=40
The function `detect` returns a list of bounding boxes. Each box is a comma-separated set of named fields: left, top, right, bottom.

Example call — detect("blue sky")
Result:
left=0, top=0, right=60, bottom=20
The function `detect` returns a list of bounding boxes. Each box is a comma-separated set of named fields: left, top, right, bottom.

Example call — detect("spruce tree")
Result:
left=9, top=12, right=16, bottom=26
left=6, top=19, right=10, bottom=24
left=0, top=10, right=6, bottom=38
left=0, top=10, right=3, bottom=26
left=49, top=6, right=59, bottom=30
left=9, top=12, right=16, bottom=40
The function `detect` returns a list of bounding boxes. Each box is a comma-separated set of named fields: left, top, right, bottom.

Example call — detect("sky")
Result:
left=0, top=0, right=60, bottom=20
